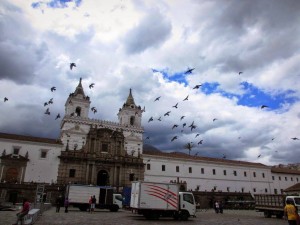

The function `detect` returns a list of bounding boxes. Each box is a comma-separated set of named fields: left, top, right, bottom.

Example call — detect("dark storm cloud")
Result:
left=123, top=9, right=172, bottom=54
left=0, top=2, right=49, bottom=84
left=195, top=0, right=300, bottom=73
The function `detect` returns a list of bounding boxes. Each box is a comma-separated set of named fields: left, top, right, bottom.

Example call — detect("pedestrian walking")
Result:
left=214, top=201, right=220, bottom=213
left=64, top=197, right=69, bottom=213
left=89, top=196, right=92, bottom=213
left=56, top=196, right=62, bottom=213
left=284, top=199, right=299, bottom=225
left=91, top=195, right=96, bottom=213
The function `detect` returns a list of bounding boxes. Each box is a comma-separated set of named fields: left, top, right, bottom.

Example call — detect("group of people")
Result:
left=88, top=195, right=96, bottom=213
left=55, top=196, right=69, bottom=213
left=214, top=200, right=224, bottom=214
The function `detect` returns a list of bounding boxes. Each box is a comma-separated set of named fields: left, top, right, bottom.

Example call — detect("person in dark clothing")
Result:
left=91, top=195, right=96, bottom=213
left=64, top=197, right=69, bottom=213
left=56, top=196, right=62, bottom=213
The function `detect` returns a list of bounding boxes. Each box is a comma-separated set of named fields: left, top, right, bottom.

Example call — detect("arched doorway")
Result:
left=97, top=170, right=109, bottom=186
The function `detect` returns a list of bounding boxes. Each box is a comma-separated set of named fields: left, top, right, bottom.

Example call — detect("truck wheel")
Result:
left=110, top=205, right=119, bottom=212
left=264, top=211, right=271, bottom=218
left=173, top=213, right=179, bottom=220
left=180, top=211, right=189, bottom=221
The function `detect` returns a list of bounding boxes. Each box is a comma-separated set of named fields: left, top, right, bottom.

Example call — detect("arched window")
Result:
left=6, top=168, right=18, bottom=182
left=130, top=116, right=135, bottom=125
left=75, top=107, right=81, bottom=117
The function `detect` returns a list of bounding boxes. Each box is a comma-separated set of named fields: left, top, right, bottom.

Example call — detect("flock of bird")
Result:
left=143, top=69, right=299, bottom=159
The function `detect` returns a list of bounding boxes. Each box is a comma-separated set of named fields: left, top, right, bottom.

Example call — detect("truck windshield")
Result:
left=183, top=194, right=194, bottom=204
left=294, top=197, right=300, bottom=205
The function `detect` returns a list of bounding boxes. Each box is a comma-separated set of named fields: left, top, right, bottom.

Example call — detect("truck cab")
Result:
left=113, top=194, right=123, bottom=209
left=286, top=196, right=300, bottom=215
left=179, top=192, right=196, bottom=219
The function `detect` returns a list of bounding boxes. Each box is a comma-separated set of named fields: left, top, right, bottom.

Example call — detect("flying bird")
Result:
left=70, top=62, right=76, bottom=70
left=222, top=154, right=226, bottom=159
left=261, top=105, right=268, bottom=109
left=164, top=111, right=171, bottom=116
left=44, top=108, right=50, bottom=115
left=4, top=97, right=8, bottom=102
left=184, top=68, right=195, bottom=74
left=239, top=72, right=243, bottom=75
left=198, top=140, right=203, bottom=145
left=182, top=123, right=186, bottom=128
left=157, top=116, right=162, bottom=121
left=145, top=136, right=150, bottom=140
left=257, top=154, right=261, bottom=158
left=172, top=124, right=178, bottom=129
left=89, top=83, right=95, bottom=89
left=190, top=125, right=197, bottom=131
left=93, top=109, right=97, bottom=114
left=171, top=136, right=178, bottom=142
left=195, top=134, right=200, bottom=138
left=91, top=107, right=96, bottom=111
left=48, top=98, right=53, bottom=104
left=148, top=117, right=154, bottom=123
left=193, top=84, right=202, bottom=89
left=183, top=95, right=189, bottom=101
left=51, top=87, right=56, bottom=92
left=180, top=116, right=185, bottom=120
left=55, top=113, right=61, bottom=120
left=291, top=137, right=299, bottom=140
left=154, top=96, right=161, bottom=101
left=172, top=103, right=178, bottom=108
left=213, top=118, right=217, bottom=122
left=44, top=102, right=48, bottom=107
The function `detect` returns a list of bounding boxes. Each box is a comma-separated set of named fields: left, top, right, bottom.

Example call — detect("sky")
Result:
left=0, top=0, right=300, bottom=166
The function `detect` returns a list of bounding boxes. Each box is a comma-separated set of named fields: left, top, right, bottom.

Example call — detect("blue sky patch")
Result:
left=31, top=0, right=81, bottom=9
left=152, top=68, right=189, bottom=86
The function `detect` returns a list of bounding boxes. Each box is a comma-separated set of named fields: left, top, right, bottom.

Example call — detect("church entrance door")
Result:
left=97, top=170, right=109, bottom=186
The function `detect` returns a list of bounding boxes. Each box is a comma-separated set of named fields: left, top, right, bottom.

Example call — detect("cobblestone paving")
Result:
left=1, top=207, right=288, bottom=225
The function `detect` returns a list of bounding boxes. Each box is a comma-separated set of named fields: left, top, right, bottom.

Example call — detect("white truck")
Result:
left=65, top=184, right=122, bottom=212
left=130, top=181, right=196, bottom=220
left=254, top=194, right=300, bottom=218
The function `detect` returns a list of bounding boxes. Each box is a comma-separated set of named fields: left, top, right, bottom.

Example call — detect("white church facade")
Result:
left=0, top=78, right=299, bottom=196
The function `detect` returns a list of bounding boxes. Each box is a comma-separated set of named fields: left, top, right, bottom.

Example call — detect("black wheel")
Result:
left=180, top=211, right=189, bottom=221
left=173, top=213, right=179, bottom=220
left=110, top=205, right=119, bottom=212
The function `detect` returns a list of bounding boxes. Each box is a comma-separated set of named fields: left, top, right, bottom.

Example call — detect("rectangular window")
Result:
left=13, top=147, right=20, bottom=155
left=223, top=170, right=227, bottom=176
left=253, top=172, right=256, bottom=177
left=253, top=188, right=256, bottom=193
left=189, top=167, right=192, bottom=173
left=201, top=168, right=204, bottom=174
left=272, top=176, right=275, bottom=180
left=162, top=165, right=165, bottom=171
left=265, top=188, right=268, bottom=193
left=285, top=177, right=287, bottom=181
left=291, top=177, right=293, bottom=181
left=244, top=171, right=247, bottom=177
left=101, top=143, right=108, bottom=152
left=212, top=169, right=216, bottom=175
left=146, top=164, right=151, bottom=170
left=279, top=176, right=281, bottom=181
left=297, top=178, right=299, bottom=182
left=69, top=169, right=76, bottom=178
left=233, top=171, right=237, bottom=176
left=262, top=173, right=265, bottom=178
left=274, top=189, right=278, bottom=194
left=176, top=166, right=180, bottom=173
left=241, top=188, right=244, bottom=193
left=129, top=173, right=135, bottom=181
left=40, top=150, right=48, bottom=159
left=227, top=187, right=230, bottom=192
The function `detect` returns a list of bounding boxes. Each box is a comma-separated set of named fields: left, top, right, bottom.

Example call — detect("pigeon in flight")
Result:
left=89, top=83, right=95, bottom=89
left=51, top=87, right=56, bottom=92
left=145, top=136, right=150, bottom=140
left=183, top=95, right=189, bottom=101
left=154, top=96, right=161, bottom=101
left=257, top=154, right=261, bottom=158
left=171, top=136, right=178, bottom=142
left=44, top=108, right=50, bottom=115
left=291, top=137, right=299, bottom=140
left=213, top=118, right=217, bottom=122
left=239, top=72, right=243, bottom=75
left=261, top=105, right=268, bottom=109
left=55, top=113, right=61, bottom=120
left=70, top=62, right=76, bottom=70
left=172, top=124, right=178, bottom=129
left=164, top=111, right=171, bottom=116
left=172, top=103, right=178, bottom=108
left=157, top=117, right=162, bottom=121
left=182, top=123, right=186, bottom=128
left=184, top=68, right=195, bottom=74
left=91, top=107, right=96, bottom=111
left=148, top=117, right=154, bottom=123
left=180, top=116, right=185, bottom=120
left=48, top=98, right=53, bottom=104
left=44, top=102, right=48, bottom=107
left=195, top=134, right=200, bottom=138
left=198, top=140, right=203, bottom=145
left=4, top=97, right=8, bottom=102
left=193, top=84, right=202, bottom=89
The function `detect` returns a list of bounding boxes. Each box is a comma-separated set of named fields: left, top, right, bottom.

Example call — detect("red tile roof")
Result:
left=0, top=132, right=62, bottom=145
